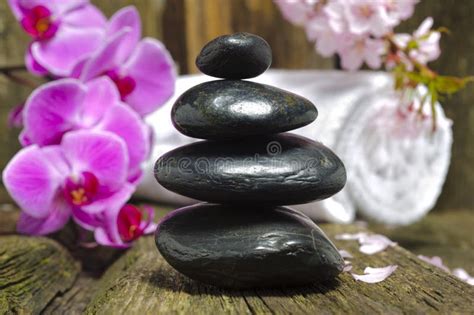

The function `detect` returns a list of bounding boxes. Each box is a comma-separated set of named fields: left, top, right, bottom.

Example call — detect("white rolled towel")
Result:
left=136, top=70, right=452, bottom=225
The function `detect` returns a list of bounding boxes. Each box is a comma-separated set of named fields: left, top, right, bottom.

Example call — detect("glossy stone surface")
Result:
left=155, top=133, right=346, bottom=204
left=171, top=80, right=318, bottom=139
left=196, top=32, right=272, bottom=79
left=155, top=203, right=344, bottom=288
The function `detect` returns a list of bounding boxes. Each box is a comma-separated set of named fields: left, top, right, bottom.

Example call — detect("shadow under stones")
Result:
left=146, top=268, right=342, bottom=297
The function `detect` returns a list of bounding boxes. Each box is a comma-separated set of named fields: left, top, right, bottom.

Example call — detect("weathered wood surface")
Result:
left=42, top=274, right=100, bottom=315
left=1, top=0, right=474, bottom=209
left=0, top=236, right=80, bottom=314
left=85, top=224, right=474, bottom=314
left=372, top=209, right=474, bottom=275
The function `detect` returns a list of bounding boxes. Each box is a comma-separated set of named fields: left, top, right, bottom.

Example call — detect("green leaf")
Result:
left=434, top=76, right=474, bottom=94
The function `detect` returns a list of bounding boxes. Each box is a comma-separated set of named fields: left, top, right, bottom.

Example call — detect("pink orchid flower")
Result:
left=20, top=77, right=151, bottom=181
left=73, top=203, right=156, bottom=248
left=3, top=130, right=134, bottom=236
left=7, top=103, right=24, bottom=128
left=75, top=6, right=176, bottom=116
left=8, top=0, right=107, bottom=77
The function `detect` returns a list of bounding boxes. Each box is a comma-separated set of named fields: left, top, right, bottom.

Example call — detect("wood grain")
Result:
left=0, top=236, right=80, bottom=314
left=85, top=224, right=474, bottom=314
left=43, top=274, right=100, bottom=315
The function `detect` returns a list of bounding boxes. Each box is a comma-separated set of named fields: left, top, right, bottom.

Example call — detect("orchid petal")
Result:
left=62, top=4, right=106, bottom=29
left=61, top=130, right=129, bottom=191
left=2, top=145, right=67, bottom=218
left=31, top=25, right=104, bottom=77
left=7, top=0, right=23, bottom=20
left=94, top=204, right=130, bottom=248
left=123, top=38, right=176, bottom=116
left=351, top=265, right=398, bottom=283
left=7, top=103, right=24, bottom=129
left=22, top=79, right=86, bottom=145
left=81, top=77, right=120, bottom=127
left=25, top=45, right=48, bottom=76
left=94, top=228, right=130, bottom=248
left=96, top=102, right=151, bottom=175
left=141, top=205, right=157, bottom=234
left=80, top=183, right=134, bottom=214
left=107, top=6, right=141, bottom=61
left=17, top=198, right=70, bottom=235
left=79, top=29, right=130, bottom=82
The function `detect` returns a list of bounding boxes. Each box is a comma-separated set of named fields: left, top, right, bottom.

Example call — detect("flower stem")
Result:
left=0, top=65, right=38, bottom=89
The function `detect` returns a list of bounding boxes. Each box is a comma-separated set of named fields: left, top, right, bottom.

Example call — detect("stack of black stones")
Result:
left=154, top=33, right=347, bottom=288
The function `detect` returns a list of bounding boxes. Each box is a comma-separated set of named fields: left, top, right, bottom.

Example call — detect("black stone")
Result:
left=155, top=203, right=344, bottom=288
left=195, top=32, right=272, bottom=79
left=155, top=133, right=346, bottom=204
left=171, top=80, right=318, bottom=139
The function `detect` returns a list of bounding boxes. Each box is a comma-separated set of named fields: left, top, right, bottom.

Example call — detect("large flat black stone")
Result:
left=171, top=80, right=317, bottom=139
left=154, top=133, right=346, bottom=205
left=155, top=203, right=344, bottom=288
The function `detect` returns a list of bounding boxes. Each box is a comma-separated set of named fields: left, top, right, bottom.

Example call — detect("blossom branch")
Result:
left=275, top=0, right=473, bottom=130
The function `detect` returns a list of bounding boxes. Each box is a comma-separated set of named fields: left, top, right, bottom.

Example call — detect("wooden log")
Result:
left=0, top=204, right=19, bottom=235
left=85, top=224, right=474, bottom=314
left=0, top=236, right=80, bottom=314
left=371, top=209, right=474, bottom=275
left=42, top=274, right=100, bottom=315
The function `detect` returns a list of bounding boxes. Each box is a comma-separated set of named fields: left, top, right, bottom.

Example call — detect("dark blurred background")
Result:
left=0, top=0, right=472, bottom=212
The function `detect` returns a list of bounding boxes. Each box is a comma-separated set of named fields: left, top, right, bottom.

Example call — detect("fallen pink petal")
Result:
left=339, top=249, right=353, bottom=259
left=336, top=232, right=397, bottom=255
left=351, top=265, right=398, bottom=283
left=452, top=268, right=474, bottom=286
left=417, top=255, right=450, bottom=273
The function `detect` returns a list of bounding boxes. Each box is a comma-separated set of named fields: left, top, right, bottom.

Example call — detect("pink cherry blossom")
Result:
left=274, top=0, right=320, bottom=26
left=305, top=14, right=343, bottom=57
left=3, top=130, right=133, bottom=236
left=8, top=0, right=107, bottom=77
left=20, top=78, right=151, bottom=181
left=338, top=34, right=386, bottom=71
left=384, top=0, right=418, bottom=22
left=75, top=6, right=176, bottom=116
left=393, top=17, right=441, bottom=65
left=325, top=0, right=397, bottom=37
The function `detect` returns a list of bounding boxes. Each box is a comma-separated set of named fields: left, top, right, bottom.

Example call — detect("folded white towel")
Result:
left=136, top=70, right=452, bottom=225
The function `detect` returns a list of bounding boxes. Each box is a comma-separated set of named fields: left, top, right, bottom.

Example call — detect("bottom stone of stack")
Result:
left=155, top=203, right=344, bottom=288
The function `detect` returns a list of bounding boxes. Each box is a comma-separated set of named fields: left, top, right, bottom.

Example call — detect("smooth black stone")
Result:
left=155, top=203, right=344, bottom=288
left=196, top=32, right=272, bottom=79
left=154, top=133, right=346, bottom=204
left=171, top=80, right=318, bottom=139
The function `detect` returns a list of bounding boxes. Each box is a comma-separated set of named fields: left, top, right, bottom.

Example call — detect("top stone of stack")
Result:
left=196, top=32, right=272, bottom=79
left=173, top=32, right=318, bottom=140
